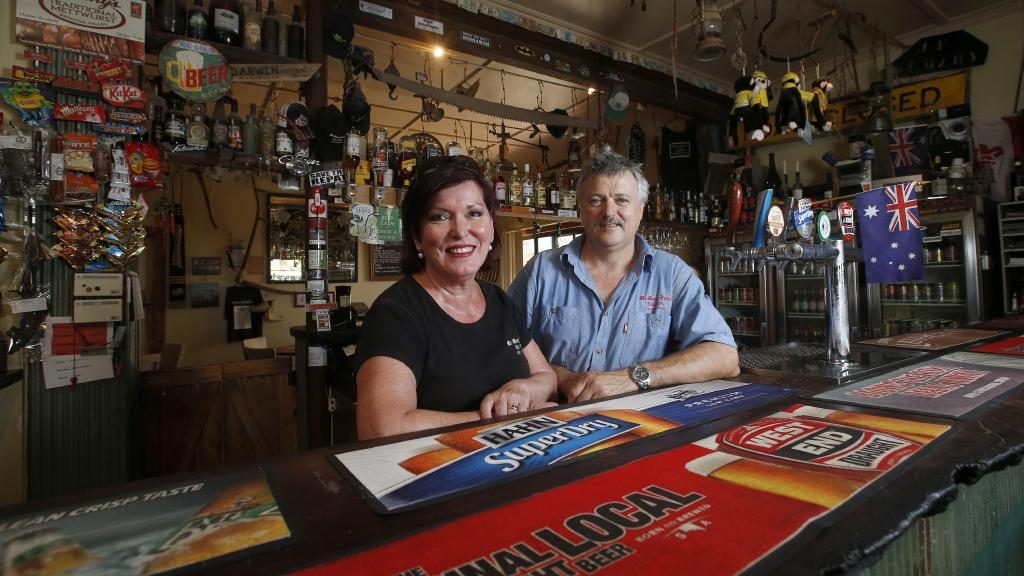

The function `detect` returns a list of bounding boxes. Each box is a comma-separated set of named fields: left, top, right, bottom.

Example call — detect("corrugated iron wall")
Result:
left=23, top=46, right=142, bottom=500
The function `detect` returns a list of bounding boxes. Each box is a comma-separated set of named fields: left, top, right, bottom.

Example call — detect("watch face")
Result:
left=632, top=365, right=651, bottom=382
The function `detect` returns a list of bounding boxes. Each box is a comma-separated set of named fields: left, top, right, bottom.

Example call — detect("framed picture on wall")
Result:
left=191, top=256, right=221, bottom=276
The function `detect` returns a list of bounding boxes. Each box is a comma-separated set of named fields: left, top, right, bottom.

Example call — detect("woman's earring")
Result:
left=417, top=251, right=424, bottom=259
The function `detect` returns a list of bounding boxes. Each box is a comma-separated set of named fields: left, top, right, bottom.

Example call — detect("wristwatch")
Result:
left=630, top=365, right=652, bottom=391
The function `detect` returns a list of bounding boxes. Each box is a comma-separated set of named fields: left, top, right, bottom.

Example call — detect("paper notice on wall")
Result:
left=43, top=316, right=113, bottom=357
left=43, top=355, right=114, bottom=389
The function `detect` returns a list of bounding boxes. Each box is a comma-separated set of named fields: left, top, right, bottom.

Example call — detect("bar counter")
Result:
left=3, top=328, right=1023, bottom=575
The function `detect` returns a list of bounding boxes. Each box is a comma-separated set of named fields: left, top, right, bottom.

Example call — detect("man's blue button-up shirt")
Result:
left=508, top=235, right=735, bottom=373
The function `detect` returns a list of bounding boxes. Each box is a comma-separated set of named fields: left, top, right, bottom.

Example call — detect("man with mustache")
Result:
left=509, top=146, right=738, bottom=403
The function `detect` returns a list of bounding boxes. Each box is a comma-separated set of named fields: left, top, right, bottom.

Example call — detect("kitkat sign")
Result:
left=101, top=83, right=146, bottom=108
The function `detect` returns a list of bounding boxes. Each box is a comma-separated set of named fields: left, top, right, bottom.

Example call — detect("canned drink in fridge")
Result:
left=885, top=284, right=896, bottom=301
left=920, top=283, right=933, bottom=302
left=910, top=283, right=921, bottom=302
left=949, top=281, right=961, bottom=302
left=898, top=284, right=909, bottom=301
left=936, top=282, right=946, bottom=302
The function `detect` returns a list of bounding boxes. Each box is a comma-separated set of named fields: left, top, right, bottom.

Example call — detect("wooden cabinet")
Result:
left=141, top=358, right=296, bottom=477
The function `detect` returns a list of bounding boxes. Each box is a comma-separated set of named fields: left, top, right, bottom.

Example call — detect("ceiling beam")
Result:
left=345, top=0, right=732, bottom=122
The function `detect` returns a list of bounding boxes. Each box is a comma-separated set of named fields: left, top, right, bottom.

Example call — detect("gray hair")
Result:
left=576, top=144, right=650, bottom=204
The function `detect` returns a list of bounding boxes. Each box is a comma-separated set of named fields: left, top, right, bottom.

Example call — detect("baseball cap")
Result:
left=324, top=3, right=355, bottom=60
left=342, top=81, right=371, bottom=135
left=283, top=101, right=313, bottom=140
left=313, top=104, right=348, bottom=162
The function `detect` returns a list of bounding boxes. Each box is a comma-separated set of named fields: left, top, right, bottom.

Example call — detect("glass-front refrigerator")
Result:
left=776, top=238, right=865, bottom=345
left=706, top=238, right=775, bottom=349
left=867, top=207, right=989, bottom=337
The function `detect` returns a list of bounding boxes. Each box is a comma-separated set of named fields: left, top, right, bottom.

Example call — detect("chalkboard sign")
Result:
left=369, top=244, right=403, bottom=281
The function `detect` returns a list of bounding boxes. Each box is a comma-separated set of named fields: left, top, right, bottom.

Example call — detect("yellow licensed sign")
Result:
left=830, top=71, right=967, bottom=130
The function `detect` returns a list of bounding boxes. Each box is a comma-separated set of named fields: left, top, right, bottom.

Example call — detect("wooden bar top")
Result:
left=3, top=333, right=1023, bottom=575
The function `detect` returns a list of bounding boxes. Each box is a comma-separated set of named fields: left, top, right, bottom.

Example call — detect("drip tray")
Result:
left=740, top=342, right=928, bottom=385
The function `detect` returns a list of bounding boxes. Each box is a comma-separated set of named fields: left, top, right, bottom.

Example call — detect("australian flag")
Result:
left=888, top=125, right=927, bottom=176
left=856, top=181, right=925, bottom=284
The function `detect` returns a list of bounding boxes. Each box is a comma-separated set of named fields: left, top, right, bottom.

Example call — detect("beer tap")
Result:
left=720, top=186, right=854, bottom=364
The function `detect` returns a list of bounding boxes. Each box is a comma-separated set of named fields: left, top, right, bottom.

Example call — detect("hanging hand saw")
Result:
left=375, top=67, right=598, bottom=130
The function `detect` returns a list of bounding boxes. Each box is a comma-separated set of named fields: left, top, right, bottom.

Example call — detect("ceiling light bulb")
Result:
left=587, top=87, right=597, bottom=95
left=433, top=46, right=445, bottom=58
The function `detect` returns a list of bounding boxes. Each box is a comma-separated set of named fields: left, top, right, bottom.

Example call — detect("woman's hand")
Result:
left=479, top=379, right=556, bottom=419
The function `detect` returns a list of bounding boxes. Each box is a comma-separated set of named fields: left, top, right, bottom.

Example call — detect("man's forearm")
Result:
left=645, top=341, right=740, bottom=387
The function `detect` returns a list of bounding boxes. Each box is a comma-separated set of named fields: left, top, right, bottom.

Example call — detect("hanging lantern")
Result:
left=694, top=0, right=726, bottom=62
left=863, top=81, right=893, bottom=134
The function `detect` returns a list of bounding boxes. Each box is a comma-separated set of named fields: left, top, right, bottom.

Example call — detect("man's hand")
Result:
left=561, top=369, right=635, bottom=403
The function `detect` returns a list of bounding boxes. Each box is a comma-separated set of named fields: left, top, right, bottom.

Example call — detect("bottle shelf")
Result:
left=146, top=28, right=307, bottom=66
left=718, top=271, right=757, bottom=277
left=788, top=312, right=825, bottom=318
left=732, top=331, right=761, bottom=337
left=925, top=261, right=963, bottom=268
left=718, top=301, right=757, bottom=307
left=880, top=300, right=966, bottom=307
left=785, top=275, right=824, bottom=280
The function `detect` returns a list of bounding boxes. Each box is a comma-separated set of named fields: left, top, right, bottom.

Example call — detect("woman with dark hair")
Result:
left=355, top=156, right=557, bottom=440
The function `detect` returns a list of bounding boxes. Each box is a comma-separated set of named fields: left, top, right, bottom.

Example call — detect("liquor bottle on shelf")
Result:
left=791, top=162, right=803, bottom=200
left=210, top=0, right=242, bottom=45
left=242, top=0, right=261, bottom=51
left=762, top=152, right=782, bottom=194
left=493, top=164, right=507, bottom=203
left=159, top=0, right=187, bottom=34
left=164, top=98, right=186, bottom=146
left=371, top=127, right=388, bottom=188
left=243, top=103, right=259, bottom=154
left=227, top=98, right=243, bottom=151
left=567, top=139, right=581, bottom=172
left=274, top=116, right=293, bottom=157
left=259, top=107, right=275, bottom=159
left=667, top=189, right=677, bottom=223
left=276, top=3, right=288, bottom=56
left=548, top=174, right=560, bottom=209
left=186, top=102, right=210, bottom=147
left=535, top=170, right=547, bottom=209
left=508, top=165, right=523, bottom=206
left=146, top=80, right=167, bottom=145
left=187, top=0, right=209, bottom=40
left=699, top=192, right=708, bottom=225
left=522, top=163, right=534, bottom=208
left=399, top=137, right=417, bottom=188
left=210, top=98, right=228, bottom=148
left=562, top=172, right=577, bottom=211
left=446, top=140, right=462, bottom=156
left=287, top=6, right=305, bottom=59
left=710, top=194, right=721, bottom=228
left=260, top=0, right=280, bottom=54
left=344, top=129, right=361, bottom=188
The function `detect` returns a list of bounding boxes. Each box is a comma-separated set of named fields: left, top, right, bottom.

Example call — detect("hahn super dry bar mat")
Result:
left=334, top=380, right=792, bottom=512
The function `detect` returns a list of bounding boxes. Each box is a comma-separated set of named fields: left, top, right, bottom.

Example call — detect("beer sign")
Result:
left=159, top=39, right=231, bottom=102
